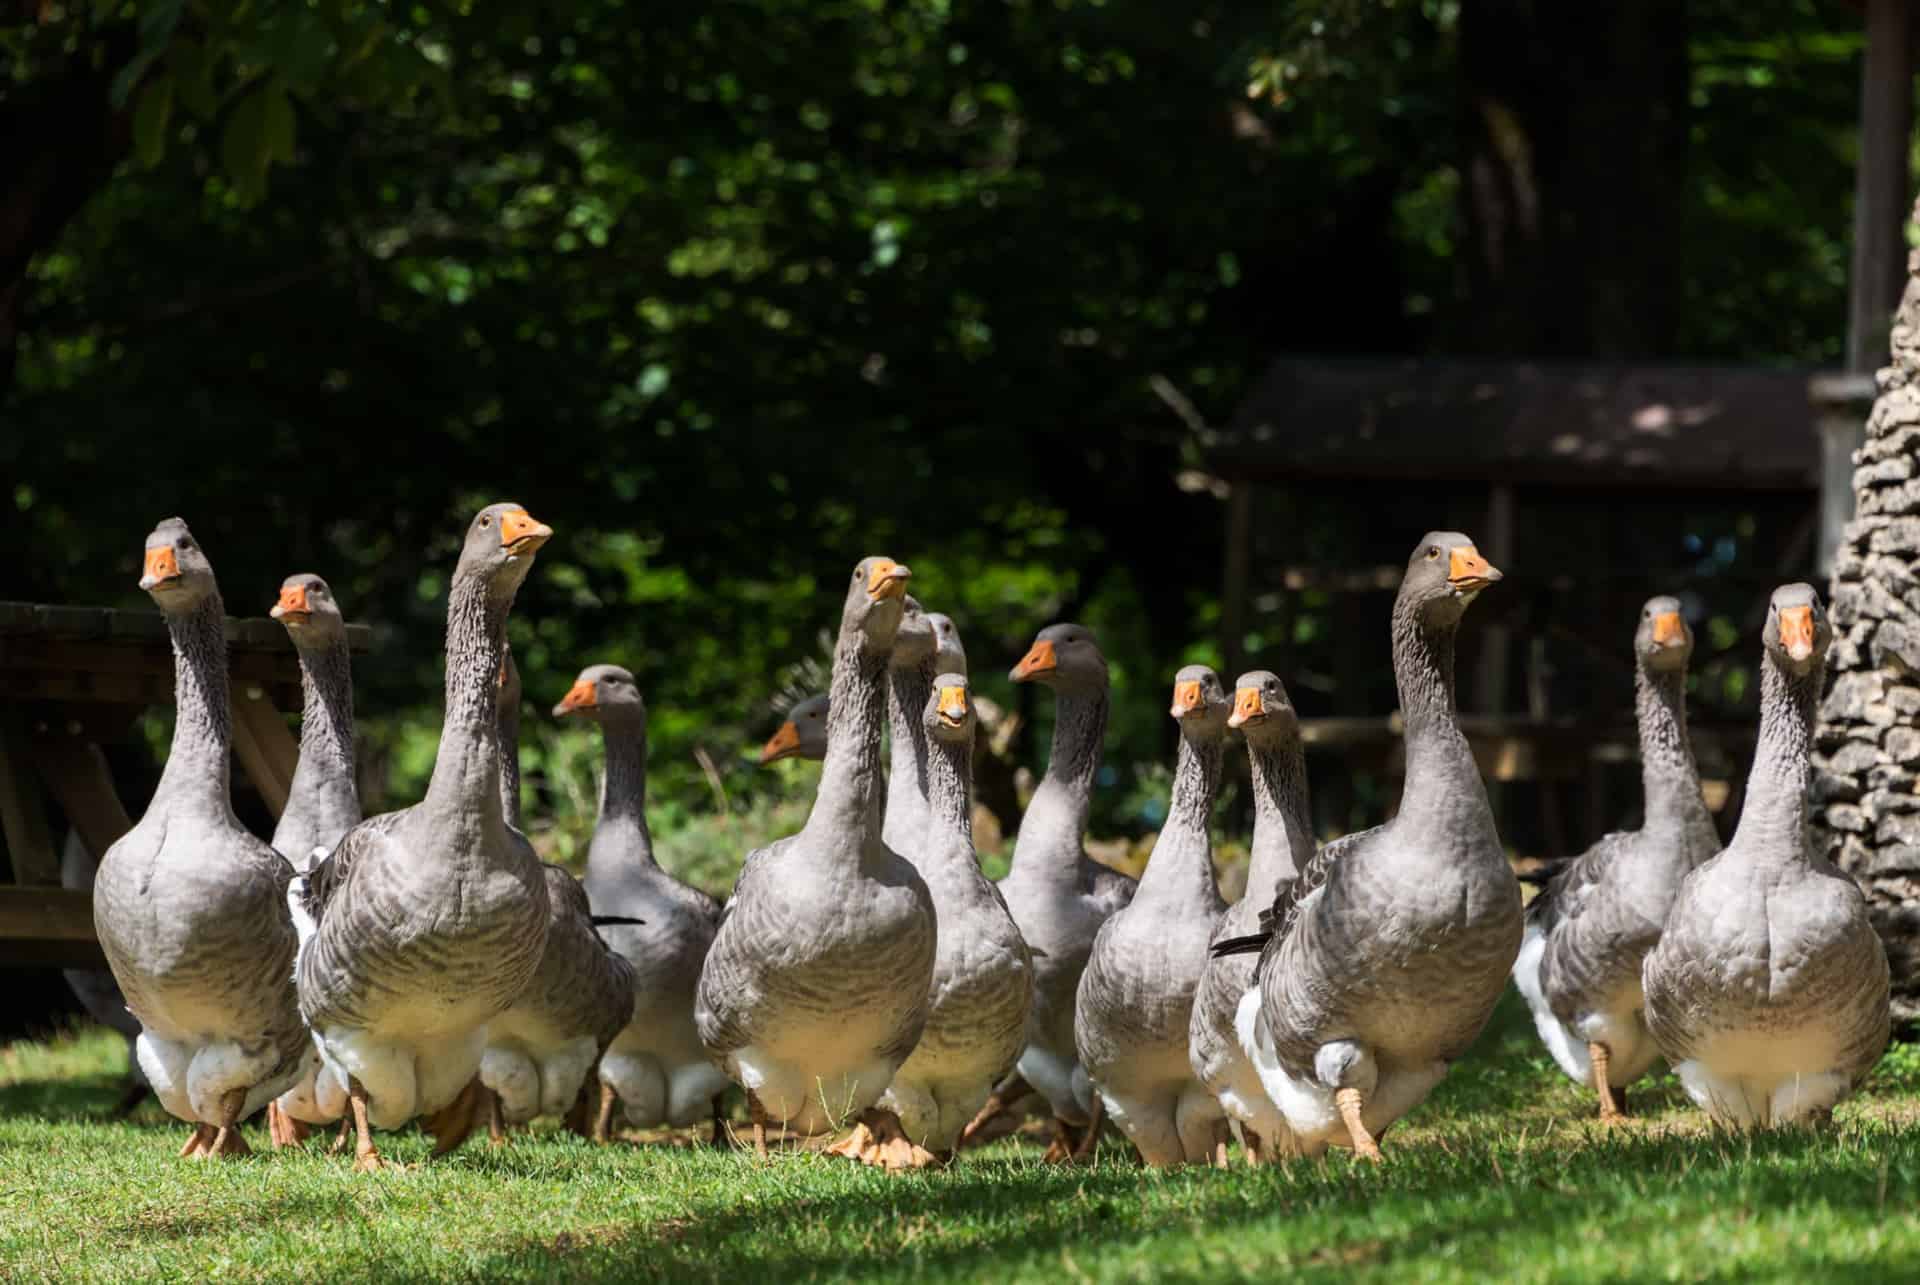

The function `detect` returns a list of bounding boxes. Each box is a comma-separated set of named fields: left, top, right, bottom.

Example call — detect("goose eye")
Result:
left=1426, top=546, right=1439, bottom=559
left=480, top=516, right=492, bottom=527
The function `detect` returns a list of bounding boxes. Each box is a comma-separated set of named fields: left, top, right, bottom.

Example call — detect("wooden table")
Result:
left=0, top=602, right=370, bottom=967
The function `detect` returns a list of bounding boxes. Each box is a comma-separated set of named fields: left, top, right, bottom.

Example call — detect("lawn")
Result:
left=4, top=994, right=1919, bottom=1283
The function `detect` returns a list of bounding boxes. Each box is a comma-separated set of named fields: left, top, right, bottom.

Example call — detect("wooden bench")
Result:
left=0, top=602, right=371, bottom=967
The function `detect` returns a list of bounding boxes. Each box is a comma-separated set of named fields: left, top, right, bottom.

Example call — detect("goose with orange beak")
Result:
left=759, top=694, right=830, bottom=765
left=960, top=623, right=1134, bottom=1161
left=1643, top=584, right=1889, bottom=1127
left=551, top=663, right=729, bottom=1144
left=293, top=502, right=557, bottom=1171
left=92, top=518, right=310, bottom=1159
left=1513, top=596, right=1719, bottom=1123
left=1074, top=665, right=1233, bottom=1167
left=695, top=556, right=937, bottom=1166
left=1217, top=531, right=1517, bottom=1161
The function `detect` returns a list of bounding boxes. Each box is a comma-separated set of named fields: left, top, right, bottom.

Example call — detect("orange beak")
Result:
left=1650, top=611, right=1684, bottom=646
left=140, top=546, right=179, bottom=590
left=554, top=678, right=597, bottom=716
left=937, top=685, right=970, bottom=726
left=1780, top=606, right=1815, bottom=662
left=759, top=720, right=803, bottom=764
left=1228, top=686, right=1264, bottom=729
left=1170, top=679, right=1204, bottom=719
left=271, top=583, right=310, bottom=622
left=500, top=509, right=553, bottom=553
left=866, top=559, right=912, bottom=600
left=1448, top=546, right=1501, bottom=593
left=1011, top=639, right=1057, bottom=682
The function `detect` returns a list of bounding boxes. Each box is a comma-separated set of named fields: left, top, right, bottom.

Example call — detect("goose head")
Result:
left=459, top=502, right=553, bottom=598
left=554, top=663, right=647, bottom=729
left=843, top=555, right=913, bottom=653
left=1635, top=594, right=1693, bottom=674
left=925, top=672, right=975, bottom=745
left=1010, top=622, right=1107, bottom=692
left=891, top=595, right=937, bottom=668
left=139, top=517, right=217, bottom=610
left=761, top=693, right=829, bottom=764
left=1402, top=531, right=1502, bottom=624
left=928, top=612, right=968, bottom=677
left=1227, top=669, right=1299, bottom=740
left=271, top=573, right=346, bottom=645
left=1765, top=582, right=1830, bottom=678
left=1170, top=664, right=1232, bottom=735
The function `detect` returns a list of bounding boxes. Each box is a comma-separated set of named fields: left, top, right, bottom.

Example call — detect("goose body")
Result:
left=1513, top=597, right=1719, bottom=1117
left=1189, top=672, right=1310, bottom=1160
left=1076, top=666, right=1230, bottom=1166
left=997, top=624, right=1134, bottom=1141
left=1642, top=584, right=1889, bottom=1126
left=556, top=663, right=730, bottom=1132
left=1233, top=533, right=1519, bottom=1159
left=91, top=519, right=308, bottom=1156
left=295, top=503, right=554, bottom=1167
left=695, top=558, right=937, bottom=1144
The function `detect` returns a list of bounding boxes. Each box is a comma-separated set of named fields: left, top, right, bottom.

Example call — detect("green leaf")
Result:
left=168, top=37, right=216, bottom=120
left=261, top=81, right=296, bottom=165
left=132, top=73, right=174, bottom=168
left=220, top=85, right=270, bottom=203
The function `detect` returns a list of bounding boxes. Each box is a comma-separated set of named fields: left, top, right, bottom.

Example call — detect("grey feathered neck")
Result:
left=1006, top=683, right=1107, bottom=883
left=925, top=725, right=974, bottom=854
left=809, top=614, right=896, bottom=856
left=1635, top=660, right=1714, bottom=848
left=589, top=713, right=656, bottom=873
left=1388, top=590, right=1487, bottom=833
left=153, top=590, right=233, bottom=816
left=1134, top=717, right=1225, bottom=908
left=883, top=652, right=935, bottom=854
left=1730, top=649, right=1820, bottom=862
left=422, top=567, right=513, bottom=826
left=1245, top=726, right=1311, bottom=899
left=274, top=631, right=357, bottom=852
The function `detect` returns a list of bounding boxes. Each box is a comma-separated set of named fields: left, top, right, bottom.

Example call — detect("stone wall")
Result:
left=1816, top=217, right=1920, bottom=1025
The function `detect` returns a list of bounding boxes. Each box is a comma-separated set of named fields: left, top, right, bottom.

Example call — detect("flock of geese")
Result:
left=80, top=504, right=1894, bottom=1173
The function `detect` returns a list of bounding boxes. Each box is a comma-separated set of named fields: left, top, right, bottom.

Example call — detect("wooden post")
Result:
left=0, top=714, right=60, bottom=885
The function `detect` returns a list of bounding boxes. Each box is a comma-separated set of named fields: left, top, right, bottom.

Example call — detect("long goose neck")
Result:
left=1246, top=731, right=1311, bottom=893
left=497, top=694, right=522, bottom=829
left=810, top=629, right=889, bottom=850
left=1391, top=594, right=1486, bottom=830
left=883, top=656, right=934, bottom=850
left=153, top=592, right=233, bottom=814
left=1137, top=725, right=1224, bottom=906
left=924, top=728, right=975, bottom=865
left=1730, top=652, right=1819, bottom=862
left=1008, top=684, right=1106, bottom=880
left=590, top=719, right=656, bottom=872
left=423, top=571, right=510, bottom=830
left=1636, top=663, right=1711, bottom=842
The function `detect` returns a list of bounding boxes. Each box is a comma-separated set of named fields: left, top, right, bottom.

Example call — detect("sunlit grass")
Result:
left=4, top=996, right=1918, bottom=1282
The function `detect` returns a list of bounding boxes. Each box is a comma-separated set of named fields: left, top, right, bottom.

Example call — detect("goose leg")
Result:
left=592, top=1081, right=617, bottom=1145
left=1212, top=1118, right=1232, bottom=1169
left=710, top=1094, right=728, bottom=1150
left=958, top=1072, right=1032, bottom=1149
left=1069, top=1095, right=1104, bottom=1163
left=1589, top=1042, right=1625, bottom=1124
left=206, top=1087, right=252, bottom=1158
left=486, top=1088, right=507, bottom=1147
left=422, top=1075, right=483, bottom=1157
left=178, top=1124, right=216, bottom=1158
left=747, top=1090, right=770, bottom=1163
left=1040, top=1117, right=1073, bottom=1164
left=268, top=1100, right=309, bottom=1149
left=1244, top=1128, right=1265, bottom=1167
left=1334, top=1087, right=1383, bottom=1162
left=347, top=1077, right=387, bottom=1172
left=329, top=1117, right=352, bottom=1156
left=827, top=1108, right=938, bottom=1170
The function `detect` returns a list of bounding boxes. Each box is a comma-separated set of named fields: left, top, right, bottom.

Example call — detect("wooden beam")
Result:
left=1848, top=0, right=1915, bottom=373
left=0, top=714, right=60, bottom=884
left=229, top=684, right=297, bottom=819
left=32, top=738, right=133, bottom=863
left=0, top=886, right=95, bottom=940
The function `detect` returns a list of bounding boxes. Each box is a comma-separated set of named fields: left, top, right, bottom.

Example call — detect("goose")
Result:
left=972, top=624, right=1133, bottom=1161
left=1512, top=596, right=1719, bottom=1121
left=870, top=667, right=1035, bottom=1164
left=881, top=598, right=937, bottom=857
left=294, top=502, right=554, bottom=1170
left=475, top=654, right=639, bottom=1143
left=1642, top=584, right=1890, bottom=1127
left=90, top=517, right=308, bottom=1158
left=759, top=694, right=829, bottom=765
left=1074, top=666, right=1231, bottom=1167
left=1220, top=532, right=1516, bottom=1161
left=694, top=556, right=937, bottom=1164
left=264, top=573, right=363, bottom=1150
left=554, top=663, right=731, bottom=1143
left=1189, top=671, right=1312, bottom=1163
left=268, top=574, right=361, bottom=869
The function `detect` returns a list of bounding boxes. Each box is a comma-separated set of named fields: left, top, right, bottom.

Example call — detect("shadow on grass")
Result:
left=444, top=1121, right=1920, bottom=1283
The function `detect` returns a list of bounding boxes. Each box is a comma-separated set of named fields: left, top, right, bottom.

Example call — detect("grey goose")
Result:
left=1642, top=584, right=1890, bottom=1126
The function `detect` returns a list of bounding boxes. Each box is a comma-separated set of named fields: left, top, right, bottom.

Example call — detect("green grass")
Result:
left=5, top=996, right=1920, bottom=1283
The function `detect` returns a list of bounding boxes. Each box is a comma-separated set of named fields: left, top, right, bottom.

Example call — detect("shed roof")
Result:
left=1211, top=358, right=1827, bottom=491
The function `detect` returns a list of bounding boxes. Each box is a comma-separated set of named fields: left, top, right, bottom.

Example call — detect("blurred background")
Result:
left=0, top=3, right=1906, bottom=1029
